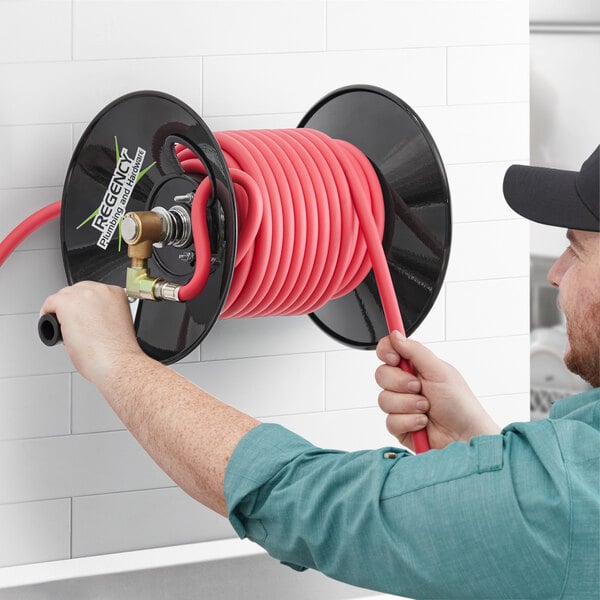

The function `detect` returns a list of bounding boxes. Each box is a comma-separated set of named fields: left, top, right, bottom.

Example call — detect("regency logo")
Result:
left=77, top=136, right=156, bottom=250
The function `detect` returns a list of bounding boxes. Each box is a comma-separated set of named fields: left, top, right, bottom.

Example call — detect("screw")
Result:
left=178, top=251, right=195, bottom=264
left=173, top=193, right=194, bottom=204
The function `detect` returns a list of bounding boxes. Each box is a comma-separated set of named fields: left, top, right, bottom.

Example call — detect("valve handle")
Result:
left=38, top=313, right=62, bottom=346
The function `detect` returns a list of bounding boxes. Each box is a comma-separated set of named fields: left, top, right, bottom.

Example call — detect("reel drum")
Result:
left=60, top=86, right=451, bottom=363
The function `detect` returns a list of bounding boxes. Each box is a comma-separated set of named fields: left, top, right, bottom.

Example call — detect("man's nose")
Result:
left=547, top=255, right=563, bottom=288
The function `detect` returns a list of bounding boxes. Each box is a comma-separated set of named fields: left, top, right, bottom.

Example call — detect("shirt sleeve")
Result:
left=224, top=422, right=571, bottom=599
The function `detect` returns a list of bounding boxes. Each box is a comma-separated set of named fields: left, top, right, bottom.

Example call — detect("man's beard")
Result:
left=564, top=299, right=600, bottom=388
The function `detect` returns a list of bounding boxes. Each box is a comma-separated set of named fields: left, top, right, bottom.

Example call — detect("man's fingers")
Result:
left=40, top=293, right=58, bottom=317
left=386, top=412, right=429, bottom=440
left=375, top=364, right=422, bottom=394
left=377, top=332, right=447, bottom=382
left=388, top=331, right=446, bottom=381
left=375, top=336, right=400, bottom=366
left=378, top=390, right=429, bottom=415
left=40, top=287, right=74, bottom=318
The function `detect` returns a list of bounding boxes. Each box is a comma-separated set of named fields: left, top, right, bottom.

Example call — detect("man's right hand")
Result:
left=375, top=331, right=501, bottom=451
left=40, top=281, right=147, bottom=386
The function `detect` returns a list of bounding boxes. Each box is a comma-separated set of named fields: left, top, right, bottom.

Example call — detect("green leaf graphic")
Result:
left=136, top=161, right=156, bottom=184
left=77, top=207, right=99, bottom=229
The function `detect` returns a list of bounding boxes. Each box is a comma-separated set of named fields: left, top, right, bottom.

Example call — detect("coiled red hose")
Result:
left=176, top=128, right=429, bottom=453
left=0, top=130, right=430, bottom=453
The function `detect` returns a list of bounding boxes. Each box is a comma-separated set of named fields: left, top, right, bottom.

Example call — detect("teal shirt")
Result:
left=224, top=389, right=600, bottom=599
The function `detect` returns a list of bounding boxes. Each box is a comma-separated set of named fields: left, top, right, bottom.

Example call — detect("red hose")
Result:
left=0, top=132, right=430, bottom=453
left=176, top=128, right=430, bottom=453
left=0, top=201, right=61, bottom=268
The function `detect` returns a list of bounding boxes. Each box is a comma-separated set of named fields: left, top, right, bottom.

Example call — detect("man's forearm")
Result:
left=95, top=352, right=260, bottom=516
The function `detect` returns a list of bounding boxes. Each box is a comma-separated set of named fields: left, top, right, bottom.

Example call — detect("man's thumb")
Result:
left=389, top=331, right=445, bottom=380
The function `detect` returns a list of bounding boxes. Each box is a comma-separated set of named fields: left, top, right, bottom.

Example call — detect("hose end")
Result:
left=38, top=313, right=63, bottom=346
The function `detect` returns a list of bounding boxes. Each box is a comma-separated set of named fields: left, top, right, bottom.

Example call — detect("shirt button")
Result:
left=383, top=451, right=397, bottom=459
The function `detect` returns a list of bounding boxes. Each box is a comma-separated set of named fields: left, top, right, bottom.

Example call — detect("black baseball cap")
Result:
left=503, top=145, right=600, bottom=232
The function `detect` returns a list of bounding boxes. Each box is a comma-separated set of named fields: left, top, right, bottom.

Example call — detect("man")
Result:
left=41, top=147, right=599, bottom=598
left=377, top=147, right=600, bottom=450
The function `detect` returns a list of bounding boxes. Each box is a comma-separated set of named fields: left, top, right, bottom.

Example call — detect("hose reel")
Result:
left=47, top=85, right=451, bottom=365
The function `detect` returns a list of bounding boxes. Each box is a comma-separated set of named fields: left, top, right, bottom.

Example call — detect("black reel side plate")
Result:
left=299, top=85, right=452, bottom=348
left=60, top=91, right=236, bottom=364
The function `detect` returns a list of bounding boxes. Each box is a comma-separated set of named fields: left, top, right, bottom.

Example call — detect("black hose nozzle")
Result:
left=38, top=313, right=62, bottom=346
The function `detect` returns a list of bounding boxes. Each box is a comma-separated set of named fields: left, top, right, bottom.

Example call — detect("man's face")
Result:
left=547, top=230, right=600, bottom=388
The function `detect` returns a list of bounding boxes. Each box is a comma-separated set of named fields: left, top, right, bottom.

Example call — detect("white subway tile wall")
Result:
left=72, top=1, right=326, bottom=60
left=447, top=45, right=529, bottom=105
left=0, top=1, right=72, bottom=63
left=0, top=375, right=70, bottom=441
left=445, top=162, right=521, bottom=224
left=326, top=1, right=529, bottom=50
left=0, top=249, right=66, bottom=315
left=0, top=58, right=204, bottom=126
left=72, top=487, right=234, bottom=558
left=0, top=125, right=72, bottom=189
left=0, top=500, right=71, bottom=568
left=202, top=48, right=447, bottom=116
left=0, top=188, right=62, bottom=251
left=0, top=0, right=529, bottom=572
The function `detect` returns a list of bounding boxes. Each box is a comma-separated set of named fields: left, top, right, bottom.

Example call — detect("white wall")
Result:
left=0, top=0, right=530, bottom=574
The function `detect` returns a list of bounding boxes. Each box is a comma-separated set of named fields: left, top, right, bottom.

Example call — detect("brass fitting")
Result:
left=122, top=210, right=182, bottom=301
left=126, top=259, right=160, bottom=301
left=121, top=211, right=163, bottom=259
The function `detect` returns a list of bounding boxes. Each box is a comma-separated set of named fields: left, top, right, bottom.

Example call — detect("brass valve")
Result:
left=121, top=211, right=162, bottom=259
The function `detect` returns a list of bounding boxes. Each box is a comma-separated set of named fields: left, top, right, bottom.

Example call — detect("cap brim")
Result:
left=503, top=164, right=597, bottom=230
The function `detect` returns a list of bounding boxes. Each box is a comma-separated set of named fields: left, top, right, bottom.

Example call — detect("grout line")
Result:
left=0, top=497, right=71, bottom=508
left=263, top=405, right=381, bottom=419
left=0, top=99, right=529, bottom=130
left=0, top=42, right=528, bottom=67
left=200, top=100, right=528, bottom=121
left=69, top=496, right=73, bottom=559
left=200, top=54, right=205, bottom=117
left=178, top=347, right=351, bottom=365
left=322, top=351, right=327, bottom=411
left=443, top=282, right=448, bottom=341
left=446, top=275, right=530, bottom=284
left=426, top=332, right=530, bottom=344
left=70, top=0, right=74, bottom=62
left=0, top=485, right=180, bottom=508
left=0, top=186, right=64, bottom=194
left=0, top=428, right=127, bottom=444
left=68, top=373, right=73, bottom=436
left=445, top=46, right=449, bottom=105
left=324, top=0, right=328, bottom=51
left=452, top=217, right=524, bottom=225
left=453, top=217, right=530, bottom=226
